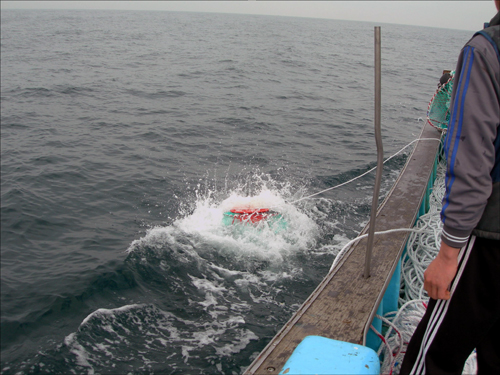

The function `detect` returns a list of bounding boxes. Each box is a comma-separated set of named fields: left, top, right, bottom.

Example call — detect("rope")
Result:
left=327, top=137, right=443, bottom=273
left=318, top=137, right=477, bottom=374
left=372, top=157, right=445, bottom=375
left=288, top=137, right=442, bottom=206
left=329, top=227, right=430, bottom=273
left=372, top=156, right=478, bottom=375
left=300, top=137, right=451, bottom=375
left=374, top=300, right=428, bottom=374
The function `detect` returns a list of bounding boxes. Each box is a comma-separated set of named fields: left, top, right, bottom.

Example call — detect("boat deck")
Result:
left=245, top=123, right=441, bottom=374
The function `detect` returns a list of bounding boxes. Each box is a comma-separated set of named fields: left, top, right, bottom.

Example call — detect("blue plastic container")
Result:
left=279, top=335, right=380, bottom=375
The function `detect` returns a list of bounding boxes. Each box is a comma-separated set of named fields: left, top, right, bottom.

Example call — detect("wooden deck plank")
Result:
left=245, top=124, right=441, bottom=374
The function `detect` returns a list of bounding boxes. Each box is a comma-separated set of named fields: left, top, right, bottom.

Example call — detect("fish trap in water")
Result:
left=222, top=208, right=287, bottom=231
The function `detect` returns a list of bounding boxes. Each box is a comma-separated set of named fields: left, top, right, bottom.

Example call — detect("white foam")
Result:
left=113, top=177, right=359, bottom=371
left=218, top=189, right=287, bottom=212
left=317, top=233, right=353, bottom=256
left=80, top=304, right=143, bottom=329
left=94, top=343, right=113, bottom=357
left=181, top=345, right=194, bottom=363
left=214, top=329, right=259, bottom=357
left=189, top=275, right=227, bottom=294
left=64, top=333, right=95, bottom=375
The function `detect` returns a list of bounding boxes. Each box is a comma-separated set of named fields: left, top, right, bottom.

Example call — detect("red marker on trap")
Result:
left=222, top=207, right=287, bottom=230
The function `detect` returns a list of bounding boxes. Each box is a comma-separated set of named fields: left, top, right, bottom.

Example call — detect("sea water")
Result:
left=1, top=9, right=473, bottom=374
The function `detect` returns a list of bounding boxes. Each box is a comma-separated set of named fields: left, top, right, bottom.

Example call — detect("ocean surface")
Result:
left=1, top=9, right=473, bottom=374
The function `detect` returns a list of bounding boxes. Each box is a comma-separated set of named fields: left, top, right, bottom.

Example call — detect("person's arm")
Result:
left=426, top=34, right=499, bottom=300
left=440, top=36, right=499, bottom=249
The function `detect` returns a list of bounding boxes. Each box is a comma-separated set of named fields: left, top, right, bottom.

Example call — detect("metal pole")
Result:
left=364, top=26, right=383, bottom=279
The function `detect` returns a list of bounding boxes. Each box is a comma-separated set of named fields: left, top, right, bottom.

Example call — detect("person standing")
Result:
left=400, top=2, right=500, bottom=374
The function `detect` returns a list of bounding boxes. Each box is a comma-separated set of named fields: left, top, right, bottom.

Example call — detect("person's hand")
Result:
left=424, top=242, right=461, bottom=300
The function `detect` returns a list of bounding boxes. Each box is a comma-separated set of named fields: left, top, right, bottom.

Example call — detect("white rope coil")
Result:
left=375, top=156, right=477, bottom=375
left=322, top=147, right=476, bottom=374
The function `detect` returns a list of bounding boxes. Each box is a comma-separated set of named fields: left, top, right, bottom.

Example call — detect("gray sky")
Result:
left=1, top=1, right=498, bottom=31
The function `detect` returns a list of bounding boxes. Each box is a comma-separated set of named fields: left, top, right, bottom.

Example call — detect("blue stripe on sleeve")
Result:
left=442, top=46, right=475, bottom=222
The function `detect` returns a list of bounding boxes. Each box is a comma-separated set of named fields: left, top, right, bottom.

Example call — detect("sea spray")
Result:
left=129, top=174, right=320, bottom=268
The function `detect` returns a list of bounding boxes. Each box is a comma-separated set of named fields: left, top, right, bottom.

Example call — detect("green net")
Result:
left=426, top=71, right=454, bottom=131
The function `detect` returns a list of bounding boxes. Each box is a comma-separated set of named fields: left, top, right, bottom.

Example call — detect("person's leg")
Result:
left=477, top=316, right=500, bottom=374
left=400, top=236, right=500, bottom=374
left=475, top=238, right=500, bottom=374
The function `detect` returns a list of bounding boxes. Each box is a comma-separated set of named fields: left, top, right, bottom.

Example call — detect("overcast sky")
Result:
left=1, top=1, right=498, bottom=31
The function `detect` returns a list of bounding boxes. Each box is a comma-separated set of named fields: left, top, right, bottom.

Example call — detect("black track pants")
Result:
left=400, top=236, right=500, bottom=375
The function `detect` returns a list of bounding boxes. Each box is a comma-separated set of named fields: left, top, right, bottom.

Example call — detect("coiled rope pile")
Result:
left=372, top=153, right=477, bottom=375
left=360, top=73, right=477, bottom=374
left=308, top=137, right=476, bottom=373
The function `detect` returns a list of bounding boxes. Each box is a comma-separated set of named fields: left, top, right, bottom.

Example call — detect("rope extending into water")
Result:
left=288, top=137, right=441, bottom=206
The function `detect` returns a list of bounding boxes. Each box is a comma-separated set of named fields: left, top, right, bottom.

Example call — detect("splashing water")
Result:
left=31, top=175, right=362, bottom=375
left=128, top=176, right=320, bottom=268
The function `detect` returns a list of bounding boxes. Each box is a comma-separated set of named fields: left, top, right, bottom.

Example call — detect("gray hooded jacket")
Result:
left=440, top=11, right=500, bottom=248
